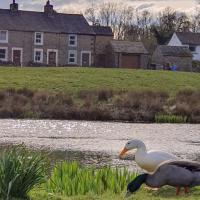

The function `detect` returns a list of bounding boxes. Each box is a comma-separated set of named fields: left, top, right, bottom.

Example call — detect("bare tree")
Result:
left=137, top=10, right=152, bottom=38
left=175, top=12, right=190, bottom=32
left=84, top=7, right=96, bottom=25
left=157, top=7, right=177, bottom=33
left=191, top=8, right=200, bottom=32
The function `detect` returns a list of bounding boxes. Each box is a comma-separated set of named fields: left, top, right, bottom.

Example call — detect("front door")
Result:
left=48, top=51, right=57, bottom=66
left=13, top=50, right=22, bottom=66
left=81, top=52, right=90, bottom=67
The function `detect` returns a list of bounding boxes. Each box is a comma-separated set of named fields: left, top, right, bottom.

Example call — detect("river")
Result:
left=0, top=120, right=199, bottom=170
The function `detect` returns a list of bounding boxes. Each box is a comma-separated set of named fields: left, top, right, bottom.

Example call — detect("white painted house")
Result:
left=168, top=32, right=200, bottom=61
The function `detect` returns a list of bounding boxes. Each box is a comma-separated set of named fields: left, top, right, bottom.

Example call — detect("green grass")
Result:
left=0, top=67, right=199, bottom=95
left=155, top=115, right=187, bottom=123
left=29, top=187, right=200, bottom=200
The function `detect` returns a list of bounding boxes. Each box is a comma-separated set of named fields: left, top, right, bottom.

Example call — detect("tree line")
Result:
left=84, top=2, right=200, bottom=52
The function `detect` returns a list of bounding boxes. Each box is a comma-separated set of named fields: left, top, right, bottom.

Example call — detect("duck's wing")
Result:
left=167, top=161, right=200, bottom=172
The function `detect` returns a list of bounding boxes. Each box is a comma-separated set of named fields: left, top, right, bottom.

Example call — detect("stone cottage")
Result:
left=152, top=45, right=192, bottom=71
left=107, top=41, right=149, bottom=69
left=0, top=1, right=113, bottom=67
left=168, top=32, right=200, bottom=61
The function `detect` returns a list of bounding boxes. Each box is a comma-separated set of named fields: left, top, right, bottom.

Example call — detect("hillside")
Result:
left=0, top=67, right=199, bottom=95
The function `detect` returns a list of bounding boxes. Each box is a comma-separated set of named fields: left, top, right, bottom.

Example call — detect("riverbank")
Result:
left=2, top=146, right=200, bottom=200
left=0, top=88, right=199, bottom=123
left=0, top=67, right=199, bottom=123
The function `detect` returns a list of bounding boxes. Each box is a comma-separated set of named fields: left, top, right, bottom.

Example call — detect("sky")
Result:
left=0, top=0, right=197, bottom=14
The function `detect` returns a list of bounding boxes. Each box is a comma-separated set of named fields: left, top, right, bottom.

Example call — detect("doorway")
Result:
left=12, top=48, right=23, bottom=66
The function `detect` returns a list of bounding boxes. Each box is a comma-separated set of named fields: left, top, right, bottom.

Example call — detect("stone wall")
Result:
left=94, top=35, right=113, bottom=67
left=164, top=56, right=192, bottom=72
left=0, top=30, right=95, bottom=66
left=152, top=48, right=192, bottom=72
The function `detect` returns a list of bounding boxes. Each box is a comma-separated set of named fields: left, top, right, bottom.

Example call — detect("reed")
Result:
left=46, top=161, right=136, bottom=196
left=0, top=146, right=47, bottom=200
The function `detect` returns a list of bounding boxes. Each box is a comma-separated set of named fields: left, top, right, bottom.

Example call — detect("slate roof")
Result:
left=176, top=32, right=200, bottom=45
left=110, top=40, right=148, bottom=54
left=158, top=45, right=192, bottom=57
left=0, top=9, right=95, bottom=35
left=91, top=26, right=113, bottom=36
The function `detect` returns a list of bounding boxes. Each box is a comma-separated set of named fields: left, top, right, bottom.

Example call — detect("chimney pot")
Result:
left=44, top=0, right=54, bottom=16
left=10, top=0, right=18, bottom=12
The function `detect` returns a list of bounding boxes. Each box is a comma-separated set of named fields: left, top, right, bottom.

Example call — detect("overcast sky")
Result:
left=0, top=0, right=197, bottom=14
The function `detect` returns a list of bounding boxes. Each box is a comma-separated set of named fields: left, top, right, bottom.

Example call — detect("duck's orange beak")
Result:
left=119, top=147, right=129, bottom=159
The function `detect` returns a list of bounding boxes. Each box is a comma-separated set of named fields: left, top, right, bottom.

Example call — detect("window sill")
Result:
left=34, top=43, right=43, bottom=46
left=34, top=61, right=43, bottom=63
left=68, top=62, right=77, bottom=65
left=0, top=59, right=8, bottom=62
left=0, top=41, right=8, bottom=44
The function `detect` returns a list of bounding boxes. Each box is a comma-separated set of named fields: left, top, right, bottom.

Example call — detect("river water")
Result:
left=0, top=120, right=200, bottom=170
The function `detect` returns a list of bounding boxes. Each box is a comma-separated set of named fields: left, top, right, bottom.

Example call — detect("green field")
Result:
left=0, top=67, right=199, bottom=95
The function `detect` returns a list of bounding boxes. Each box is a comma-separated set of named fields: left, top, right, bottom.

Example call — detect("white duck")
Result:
left=119, top=139, right=177, bottom=173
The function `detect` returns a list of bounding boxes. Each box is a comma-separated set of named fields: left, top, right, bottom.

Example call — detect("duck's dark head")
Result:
left=125, top=174, right=148, bottom=198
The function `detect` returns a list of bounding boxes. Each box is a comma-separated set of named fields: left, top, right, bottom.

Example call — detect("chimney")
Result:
left=44, top=0, right=54, bottom=16
left=10, top=0, right=18, bottom=12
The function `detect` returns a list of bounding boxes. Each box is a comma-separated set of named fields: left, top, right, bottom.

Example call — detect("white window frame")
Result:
left=68, top=50, right=77, bottom=65
left=0, top=47, right=8, bottom=62
left=47, top=49, right=58, bottom=66
left=81, top=51, right=91, bottom=66
left=34, top=32, right=44, bottom=45
left=12, top=47, right=23, bottom=67
left=34, top=48, right=43, bottom=63
left=68, top=34, right=77, bottom=47
left=0, top=30, right=8, bottom=43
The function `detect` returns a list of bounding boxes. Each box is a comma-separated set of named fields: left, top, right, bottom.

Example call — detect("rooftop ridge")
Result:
left=0, top=8, right=83, bottom=16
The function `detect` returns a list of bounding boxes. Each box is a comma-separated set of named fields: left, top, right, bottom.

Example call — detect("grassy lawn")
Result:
left=0, top=67, right=199, bottom=95
left=30, top=187, right=200, bottom=200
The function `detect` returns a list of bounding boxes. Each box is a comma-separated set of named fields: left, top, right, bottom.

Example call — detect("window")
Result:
left=68, top=50, right=77, bottom=64
left=69, top=34, right=77, bottom=47
left=189, top=46, right=196, bottom=52
left=34, top=49, right=43, bottom=63
left=0, top=47, right=8, bottom=61
left=0, top=30, right=8, bottom=43
left=34, top=32, right=43, bottom=45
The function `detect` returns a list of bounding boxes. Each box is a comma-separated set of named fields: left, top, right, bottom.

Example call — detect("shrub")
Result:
left=155, top=115, right=187, bottom=123
left=174, top=90, right=200, bottom=123
left=46, top=161, right=136, bottom=196
left=0, top=146, right=47, bottom=199
left=97, top=89, right=114, bottom=101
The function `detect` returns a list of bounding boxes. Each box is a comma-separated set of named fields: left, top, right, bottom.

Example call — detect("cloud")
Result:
left=136, top=3, right=155, bottom=10
left=0, top=0, right=197, bottom=14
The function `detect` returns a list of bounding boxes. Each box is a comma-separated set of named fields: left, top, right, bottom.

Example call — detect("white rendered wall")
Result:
left=168, top=33, right=183, bottom=46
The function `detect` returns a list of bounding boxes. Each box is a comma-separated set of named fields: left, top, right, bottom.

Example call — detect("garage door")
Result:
left=121, top=54, right=140, bottom=69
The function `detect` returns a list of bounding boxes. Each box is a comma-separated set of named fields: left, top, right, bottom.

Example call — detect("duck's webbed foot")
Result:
left=184, top=187, right=190, bottom=194
left=176, top=187, right=180, bottom=196
left=145, top=186, right=160, bottom=191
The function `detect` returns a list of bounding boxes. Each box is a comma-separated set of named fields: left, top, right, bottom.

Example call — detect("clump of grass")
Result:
left=155, top=115, right=187, bottom=123
left=97, top=89, right=114, bottom=101
left=46, top=161, right=136, bottom=196
left=0, top=145, right=47, bottom=200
